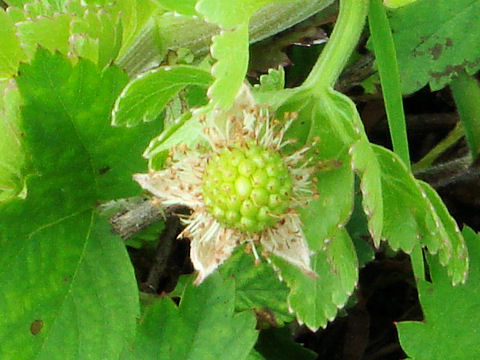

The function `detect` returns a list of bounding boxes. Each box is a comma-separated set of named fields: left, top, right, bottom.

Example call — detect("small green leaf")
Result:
left=16, top=13, right=73, bottom=59
left=418, top=181, right=468, bottom=285
left=0, top=49, right=161, bottom=359
left=121, top=273, right=258, bottom=360
left=209, top=24, right=249, bottom=109
left=254, top=67, right=285, bottom=92
left=220, top=246, right=294, bottom=325
left=391, top=0, right=480, bottom=94
left=272, top=228, right=358, bottom=331
left=143, top=112, right=203, bottom=161
left=70, top=8, right=123, bottom=68
left=397, top=227, right=478, bottom=359
left=112, top=65, right=212, bottom=127
left=350, top=139, right=383, bottom=246
left=373, top=145, right=468, bottom=284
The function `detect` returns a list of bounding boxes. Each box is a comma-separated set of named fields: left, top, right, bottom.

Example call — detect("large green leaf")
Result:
left=112, top=65, right=212, bottom=127
left=0, top=49, right=160, bottom=360
left=397, top=227, right=479, bottom=359
left=272, top=228, right=358, bottom=330
left=121, top=273, right=258, bottom=360
left=390, top=0, right=480, bottom=94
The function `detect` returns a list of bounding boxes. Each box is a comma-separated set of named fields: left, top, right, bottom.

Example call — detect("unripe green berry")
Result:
left=202, top=143, right=293, bottom=233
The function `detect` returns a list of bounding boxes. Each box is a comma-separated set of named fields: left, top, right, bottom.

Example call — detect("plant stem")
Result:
left=302, top=0, right=369, bottom=91
left=412, top=122, right=464, bottom=173
left=450, top=70, right=480, bottom=162
left=368, top=0, right=410, bottom=168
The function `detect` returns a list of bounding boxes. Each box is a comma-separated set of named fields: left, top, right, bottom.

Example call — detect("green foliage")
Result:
left=254, top=67, right=285, bottom=92
left=209, top=24, right=250, bottom=108
left=220, top=246, right=294, bottom=325
left=0, top=49, right=160, bottom=359
left=0, top=9, right=25, bottom=79
left=397, top=227, right=480, bottom=359
left=0, top=81, right=24, bottom=202
left=0, top=0, right=478, bottom=358
left=390, top=0, right=480, bottom=94
left=277, top=88, right=358, bottom=252
left=153, top=0, right=197, bottom=16
left=272, top=228, right=358, bottom=330
left=372, top=145, right=468, bottom=284
left=121, top=273, right=258, bottom=360
left=112, top=65, right=212, bottom=127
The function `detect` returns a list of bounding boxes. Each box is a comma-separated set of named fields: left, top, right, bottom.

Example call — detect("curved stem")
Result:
left=302, top=0, right=369, bottom=91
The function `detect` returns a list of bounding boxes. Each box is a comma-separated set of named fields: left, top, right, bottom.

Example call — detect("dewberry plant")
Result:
left=0, top=0, right=479, bottom=359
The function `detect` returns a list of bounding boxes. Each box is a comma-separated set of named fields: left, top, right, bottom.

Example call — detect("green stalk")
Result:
left=368, top=0, right=424, bottom=280
left=412, top=122, right=464, bottom=173
left=302, top=0, right=369, bottom=91
left=368, top=0, right=410, bottom=168
left=450, top=71, right=480, bottom=162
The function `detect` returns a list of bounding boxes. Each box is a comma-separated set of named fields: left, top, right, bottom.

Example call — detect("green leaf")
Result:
left=209, top=24, right=249, bottom=109
left=0, top=9, right=25, bottom=79
left=254, top=327, right=317, bottom=360
left=373, top=145, right=468, bottom=284
left=384, top=0, right=418, bottom=7
left=220, top=246, right=294, bottom=325
left=70, top=8, right=123, bottom=68
left=196, top=0, right=295, bottom=108
left=0, top=81, right=25, bottom=202
left=350, top=139, right=383, bottom=246
left=0, top=49, right=161, bottom=359
left=277, top=89, right=358, bottom=251
left=397, top=227, right=478, bottom=359
left=112, top=65, right=213, bottom=127
left=272, top=228, right=358, bottom=330
left=16, top=13, right=73, bottom=59
left=5, top=0, right=68, bottom=11
left=390, top=0, right=480, bottom=94
left=143, top=112, right=203, bottom=163
left=346, top=188, right=376, bottom=268
left=418, top=181, right=468, bottom=285
left=121, top=273, right=258, bottom=360
left=254, top=67, right=285, bottom=92
left=154, top=0, right=197, bottom=16
left=196, top=0, right=269, bottom=29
